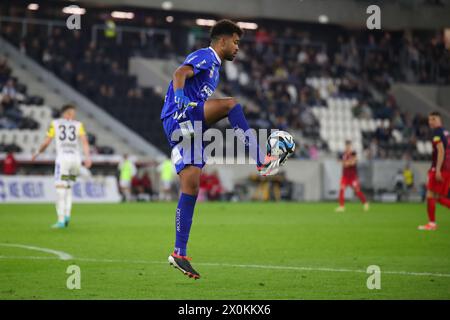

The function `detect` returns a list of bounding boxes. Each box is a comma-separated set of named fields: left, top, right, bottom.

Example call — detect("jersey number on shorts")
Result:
left=58, top=125, right=76, bottom=141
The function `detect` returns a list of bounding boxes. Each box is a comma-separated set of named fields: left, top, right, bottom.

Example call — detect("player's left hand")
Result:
left=31, top=153, right=39, bottom=162
left=436, top=171, right=443, bottom=182
left=174, top=89, right=191, bottom=110
left=84, top=158, right=92, bottom=169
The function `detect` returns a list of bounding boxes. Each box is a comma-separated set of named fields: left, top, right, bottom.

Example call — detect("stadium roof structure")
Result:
left=60, top=0, right=450, bottom=29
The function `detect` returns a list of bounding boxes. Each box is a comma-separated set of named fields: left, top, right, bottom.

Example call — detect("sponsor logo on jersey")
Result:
left=61, top=142, right=78, bottom=148
left=196, top=59, right=207, bottom=68
left=199, top=84, right=214, bottom=99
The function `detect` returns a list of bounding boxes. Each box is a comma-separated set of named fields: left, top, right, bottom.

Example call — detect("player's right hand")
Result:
left=31, top=153, right=38, bottom=162
left=174, top=88, right=191, bottom=110
left=84, top=158, right=92, bottom=169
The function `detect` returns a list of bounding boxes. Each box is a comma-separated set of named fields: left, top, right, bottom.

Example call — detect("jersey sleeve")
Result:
left=78, top=123, right=86, bottom=136
left=46, top=122, right=55, bottom=138
left=432, top=129, right=444, bottom=145
left=182, top=50, right=213, bottom=76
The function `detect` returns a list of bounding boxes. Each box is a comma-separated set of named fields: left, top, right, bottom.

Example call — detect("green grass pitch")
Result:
left=0, top=202, right=449, bottom=300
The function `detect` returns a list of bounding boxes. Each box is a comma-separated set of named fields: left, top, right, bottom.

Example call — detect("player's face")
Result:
left=64, top=109, right=76, bottom=120
left=428, top=116, right=441, bottom=129
left=222, top=33, right=240, bottom=61
left=345, top=144, right=352, bottom=152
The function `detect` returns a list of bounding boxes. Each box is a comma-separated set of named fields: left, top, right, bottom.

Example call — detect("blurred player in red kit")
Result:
left=335, top=140, right=369, bottom=212
left=418, top=112, right=450, bottom=231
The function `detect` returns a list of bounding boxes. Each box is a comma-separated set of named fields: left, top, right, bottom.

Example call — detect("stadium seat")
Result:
left=3, top=131, right=15, bottom=144
left=416, top=141, right=425, bottom=154
left=425, top=141, right=433, bottom=154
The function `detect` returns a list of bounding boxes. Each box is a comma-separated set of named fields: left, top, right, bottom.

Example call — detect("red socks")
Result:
left=438, top=197, right=450, bottom=209
left=427, top=198, right=436, bottom=223
left=339, top=189, right=367, bottom=206
left=356, top=191, right=367, bottom=204
left=339, top=189, right=345, bottom=206
left=426, top=197, right=450, bottom=224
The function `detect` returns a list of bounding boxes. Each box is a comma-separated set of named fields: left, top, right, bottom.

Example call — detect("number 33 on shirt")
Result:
left=47, top=119, right=86, bottom=157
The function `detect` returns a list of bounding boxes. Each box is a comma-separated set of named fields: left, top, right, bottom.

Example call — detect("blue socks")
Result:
left=228, top=104, right=263, bottom=166
left=174, top=193, right=198, bottom=256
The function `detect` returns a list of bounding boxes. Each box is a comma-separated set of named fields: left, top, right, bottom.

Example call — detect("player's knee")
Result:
left=180, top=166, right=201, bottom=195
left=426, top=190, right=435, bottom=199
left=225, top=98, right=238, bottom=111
left=183, top=180, right=199, bottom=195
left=55, top=187, right=66, bottom=199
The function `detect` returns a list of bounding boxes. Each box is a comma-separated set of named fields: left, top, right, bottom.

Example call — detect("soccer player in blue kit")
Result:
left=161, top=20, right=283, bottom=279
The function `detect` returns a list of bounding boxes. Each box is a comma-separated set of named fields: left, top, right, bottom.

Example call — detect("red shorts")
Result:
left=340, top=176, right=360, bottom=189
left=427, top=170, right=450, bottom=196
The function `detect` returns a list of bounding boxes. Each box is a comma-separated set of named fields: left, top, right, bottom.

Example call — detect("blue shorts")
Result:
left=162, top=102, right=209, bottom=174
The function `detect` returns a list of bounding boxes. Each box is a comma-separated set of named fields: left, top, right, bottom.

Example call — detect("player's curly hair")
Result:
left=210, top=19, right=243, bottom=41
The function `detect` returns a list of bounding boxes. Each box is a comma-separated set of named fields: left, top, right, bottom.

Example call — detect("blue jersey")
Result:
left=160, top=47, right=222, bottom=119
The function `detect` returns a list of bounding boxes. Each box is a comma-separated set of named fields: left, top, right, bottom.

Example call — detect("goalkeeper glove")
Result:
left=174, top=88, right=191, bottom=110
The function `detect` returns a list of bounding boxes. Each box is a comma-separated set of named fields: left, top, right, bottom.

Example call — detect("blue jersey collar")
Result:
left=208, top=46, right=222, bottom=65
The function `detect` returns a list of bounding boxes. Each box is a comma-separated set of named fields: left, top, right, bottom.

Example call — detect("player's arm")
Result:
left=31, top=136, right=53, bottom=161
left=348, top=154, right=357, bottom=166
left=342, top=156, right=356, bottom=167
left=173, top=52, right=213, bottom=109
left=79, top=124, right=92, bottom=169
left=173, top=65, right=194, bottom=91
left=31, top=123, right=54, bottom=161
left=172, top=65, right=194, bottom=110
left=435, top=141, right=445, bottom=181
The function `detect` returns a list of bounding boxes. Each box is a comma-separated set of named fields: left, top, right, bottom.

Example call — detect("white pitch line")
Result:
left=1, top=255, right=450, bottom=278
left=197, top=262, right=450, bottom=278
left=0, top=243, right=73, bottom=260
